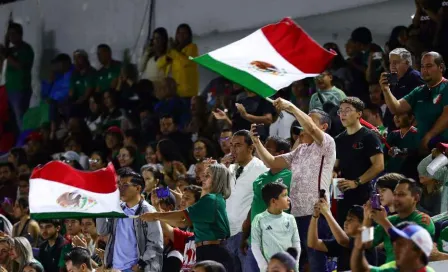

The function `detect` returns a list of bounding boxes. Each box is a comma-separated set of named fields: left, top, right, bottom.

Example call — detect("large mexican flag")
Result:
left=192, top=17, right=336, bottom=98
left=30, top=161, right=126, bottom=220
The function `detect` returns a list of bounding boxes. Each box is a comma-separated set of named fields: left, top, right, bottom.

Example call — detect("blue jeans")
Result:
left=244, top=246, right=260, bottom=272
left=296, top=215, right=332, bottom=272
left=225, top=232, right=245, bottom=272
left=7, top=90, right=31, bottom=130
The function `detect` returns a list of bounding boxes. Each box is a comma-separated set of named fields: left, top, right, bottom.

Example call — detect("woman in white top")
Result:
left=140, top=27, right=169, bottom=83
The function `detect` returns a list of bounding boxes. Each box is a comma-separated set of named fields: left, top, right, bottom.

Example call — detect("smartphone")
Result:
left=386, top=72, right=398, bottom=85
left=319, top=189, right=326, bottom=199
left=371, top=194, right=382, bottom=210
left=156, top=187, right=170, bottom=199
left=254, top=124, right=265, bottom=136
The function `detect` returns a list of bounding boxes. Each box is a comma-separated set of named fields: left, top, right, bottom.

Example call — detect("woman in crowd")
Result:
left=104, top=126, right=124, bottom=161
left=141, top=164, right=164, bottom=202
left=187, top=138, right=217, bottom=177
left=166, top=23, right=199, bottom=99
left=144, top=143, right=158, bottom=165
left=0, top=237, right=12, bottom=271
left=17, top=174, right=30, bottom=200
left=140, top=162, right=233, bottom=271
left=117, top=146, right=140, bottom=172
left=12, top=198, right=40, bottom=247
left=290, top=79, right=311, bottom=113
left=88, top=151, right=107, bottom=171
left=10, top=237, right=42, bottom=272
left=139, top=27, right=169, bottom=83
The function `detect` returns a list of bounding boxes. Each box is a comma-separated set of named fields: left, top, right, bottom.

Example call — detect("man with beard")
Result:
left=380, top=51, right=448, bottom=151
left=38, top=219, right=65, bottom=272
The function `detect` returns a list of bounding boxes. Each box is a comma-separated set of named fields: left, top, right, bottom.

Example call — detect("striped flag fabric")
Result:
left=30, top=161, right=126, bottom=220
left=192, top=17, right=336, bottom=98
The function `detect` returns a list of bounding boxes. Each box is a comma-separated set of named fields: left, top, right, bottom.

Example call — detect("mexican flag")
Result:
left=192, top=17, right=336, bottom=98
left=30, top=161, right=126, bottom=220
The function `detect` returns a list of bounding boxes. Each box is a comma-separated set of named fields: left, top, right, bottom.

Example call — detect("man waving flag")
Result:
left=29, top=161, right=126, bottom=219
left=192, top=17, right=336, bottom=98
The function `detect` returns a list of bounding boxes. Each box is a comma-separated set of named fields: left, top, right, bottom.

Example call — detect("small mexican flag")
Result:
left=30, top=161, right=126, bottom=220
left=192, top=17, right=336, bottom=98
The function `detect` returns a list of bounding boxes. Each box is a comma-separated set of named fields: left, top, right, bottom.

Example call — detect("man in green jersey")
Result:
left=241, top=135, right=292, bottom=272
left=95, top=44, right=121, bottom=93
left=363, top=178, right=435, bottom=263
left=4, top=22, right=34, bottom=130
left=380, top=51, right=448, bottom=152
left=351, top=222, right=435, bottom=272
left=69, top=50, right=97, bottom=106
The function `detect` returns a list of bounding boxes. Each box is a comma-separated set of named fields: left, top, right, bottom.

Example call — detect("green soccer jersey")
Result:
left=5, top=42, right=34, bottom=92
left=96, top=61, right=121, bottom=92
left=386, top=126, right=419, bottom=172
left=370, top=261, right=435, bottom=272
left=373, top=210, right=435, bottom=263
left=250, top=169, right=292, bottom=222
left=186, top=193, right=230, bottom=243
left=403, top=80, right=448, bottom=141
left=70, top=67, right=97, bottom=100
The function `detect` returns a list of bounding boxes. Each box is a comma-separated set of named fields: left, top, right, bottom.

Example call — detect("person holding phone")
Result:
left=308, top=200, right=376, bottom=271
left=380, top=51, right=447, bottom=151
left=140, top=162, right=234, bottom=272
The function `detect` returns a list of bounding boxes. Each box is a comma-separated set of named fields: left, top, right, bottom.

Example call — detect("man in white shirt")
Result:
left=251, top=98, right=336, bottom=272
left=225, top=129, right=268, bottom=272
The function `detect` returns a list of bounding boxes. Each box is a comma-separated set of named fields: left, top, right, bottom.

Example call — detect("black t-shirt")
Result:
left=38, top=235, right=66, bottom=272
left=335, top=127, right=383, bottom=204
left=323, top=238, right=377, bottom=271
left=231, top=95, right=276, bottom=137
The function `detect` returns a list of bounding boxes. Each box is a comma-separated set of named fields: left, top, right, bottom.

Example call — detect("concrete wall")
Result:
left=0, top=0, right=415, bottom=102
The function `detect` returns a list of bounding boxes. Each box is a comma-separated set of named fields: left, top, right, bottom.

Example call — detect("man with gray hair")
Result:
left=380, top=51, right=448, bottom=151
left=381, top=48, right=424, bottom=129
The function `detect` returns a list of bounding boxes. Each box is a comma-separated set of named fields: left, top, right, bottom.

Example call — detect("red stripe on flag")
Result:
left=31, top=161, right=117, bottom=194
left=261, top=17, right=336, bottom=74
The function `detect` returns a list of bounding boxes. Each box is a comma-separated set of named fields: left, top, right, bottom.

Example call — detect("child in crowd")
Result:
left=251, top=182, right=300, bottom=272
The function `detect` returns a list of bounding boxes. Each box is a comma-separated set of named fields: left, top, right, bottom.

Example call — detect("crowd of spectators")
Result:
left=0, top=0, right=448, bottom=271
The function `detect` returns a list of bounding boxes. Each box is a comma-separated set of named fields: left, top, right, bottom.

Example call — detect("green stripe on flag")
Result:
left=193, top=54, right=277, bottom=98
left=31, top=211, right=127, bottom=220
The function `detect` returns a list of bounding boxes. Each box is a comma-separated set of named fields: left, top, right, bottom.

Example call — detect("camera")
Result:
left=254, top=124, right=265, bottom=136
left=319, top=189, right=326, bottom=199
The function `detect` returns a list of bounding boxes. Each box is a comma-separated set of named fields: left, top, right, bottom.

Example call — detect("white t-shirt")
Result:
left=226, top=157, right=268, bottom=235
left=269, top=111, right=296, bottom=140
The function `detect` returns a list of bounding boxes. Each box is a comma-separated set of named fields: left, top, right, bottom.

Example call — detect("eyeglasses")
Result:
left=337, top=108, right=355, bottom=116
left=119, top=183, right=137, bottom=189
left=117, top=154, right=130, bottom=159
left=89, top=159, right=99, bottom=164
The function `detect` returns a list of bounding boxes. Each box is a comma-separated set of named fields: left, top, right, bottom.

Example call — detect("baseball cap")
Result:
left=388, top=224, right=433, bottom=261
left=106, top=126, right=123, bottom=135
left=26, top=131, right=43, bottom=142
left=61, top=151, right=81, bottom=163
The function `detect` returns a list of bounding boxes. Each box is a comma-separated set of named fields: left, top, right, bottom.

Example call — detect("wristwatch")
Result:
left=355, top=178, right=361, bottom=187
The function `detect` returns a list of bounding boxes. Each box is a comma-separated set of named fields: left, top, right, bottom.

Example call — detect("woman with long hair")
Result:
left=140, top=27, right=169, bottom=83
left=12, top=198, right=40, bottom=247
left=140, top=162, right=234, bottom=271
left=187, top=138, right=217, bottom=177
left=9, top=237, right=41, bottom=272
left=166, top=23, right=199, bottom=99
